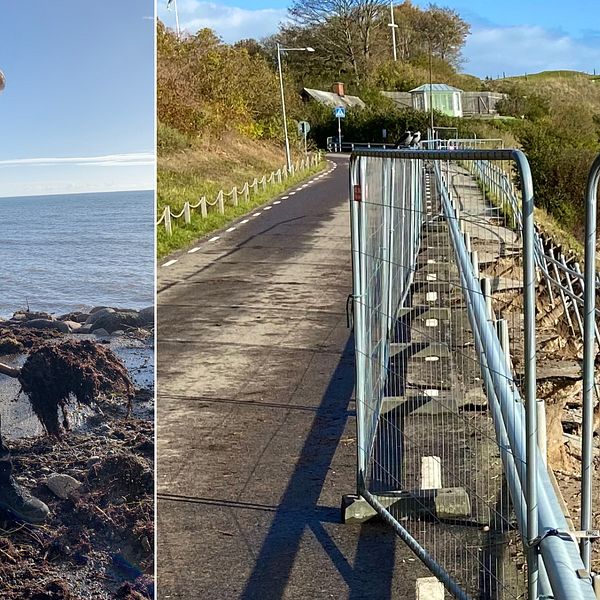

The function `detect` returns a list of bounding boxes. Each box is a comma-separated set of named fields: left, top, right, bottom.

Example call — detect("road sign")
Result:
left=298, top=121, right=310, bottom=136
left=334, top=106, right=346, bottom=119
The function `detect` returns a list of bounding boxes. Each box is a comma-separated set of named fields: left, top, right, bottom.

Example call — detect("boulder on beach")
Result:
left=25, top=319, right=70, bottom=333
left=139, top=306, right=154, bottom=326
left=59, top=311, right=90, bottom=324
left=11, top=310, right=53, bottom=323
left=89, top=310, right=147, bottom=334
left=85, top=308, right=115, bottom=326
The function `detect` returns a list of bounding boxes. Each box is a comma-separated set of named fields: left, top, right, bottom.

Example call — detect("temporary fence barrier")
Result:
left=344, top=147, right=598, bottom=599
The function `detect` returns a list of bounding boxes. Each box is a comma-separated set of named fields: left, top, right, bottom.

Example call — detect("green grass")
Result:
left=157, top=160, right=325, bottom=257
left=503, top=70, right=594, bottom=81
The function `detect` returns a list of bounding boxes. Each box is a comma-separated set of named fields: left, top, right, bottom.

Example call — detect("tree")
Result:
left=287, top=0, right=387, bottom=84
left=388, top=2, right=469, bottom=67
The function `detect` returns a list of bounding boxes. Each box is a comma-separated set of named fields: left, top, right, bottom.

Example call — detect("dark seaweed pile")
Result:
left=19, top=340, right=134, bottom=436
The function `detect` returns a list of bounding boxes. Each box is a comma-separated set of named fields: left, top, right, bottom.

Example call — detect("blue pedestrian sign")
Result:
left=334, top=106, right=346, bottom=119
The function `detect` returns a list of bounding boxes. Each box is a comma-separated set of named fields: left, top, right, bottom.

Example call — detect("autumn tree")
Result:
left=287, top=0, right=387, bottom=84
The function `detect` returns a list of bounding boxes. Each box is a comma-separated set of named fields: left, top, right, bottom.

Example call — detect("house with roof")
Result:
left=382, top=84, right=506, bottom=118
left=301, top=82, right=366, bottom=109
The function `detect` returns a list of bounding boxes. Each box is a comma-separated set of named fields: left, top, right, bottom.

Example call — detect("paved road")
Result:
left=156, top=156, right=429, bottom=599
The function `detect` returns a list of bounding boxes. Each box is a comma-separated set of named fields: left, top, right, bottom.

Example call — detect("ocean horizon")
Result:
left=0, top=189, right=154, bottom=317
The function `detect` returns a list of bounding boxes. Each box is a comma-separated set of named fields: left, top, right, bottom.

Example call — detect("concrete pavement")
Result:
left=156, top=156, right=430, bottom=599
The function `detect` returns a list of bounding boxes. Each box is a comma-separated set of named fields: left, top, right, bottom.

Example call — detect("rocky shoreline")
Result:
left=0, top=305, right=155, bottom=599
left=1, top=305, right=154, bottom=337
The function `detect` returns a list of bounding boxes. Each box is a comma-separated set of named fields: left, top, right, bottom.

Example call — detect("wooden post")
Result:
left=277, top=169, right=282, bottom=184
left=243, top=184, right=249, bottom=203
left=217, top=190, right=225, bottom=214
left=200, top=197, right=207, bottom=218
left=164, top=207, right=173, bottom=236
left=183, top=202, right=191, bottom=224
left=232, top=187, right=238, bottom=207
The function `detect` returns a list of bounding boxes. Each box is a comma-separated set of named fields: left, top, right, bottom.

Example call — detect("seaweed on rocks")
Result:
left=19, top=340, right=135, bottom=436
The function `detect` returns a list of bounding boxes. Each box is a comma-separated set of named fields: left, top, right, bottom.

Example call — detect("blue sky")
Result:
left=158, top=0, right=600, bottom=78
left=0, top=1, right=154, bottom=198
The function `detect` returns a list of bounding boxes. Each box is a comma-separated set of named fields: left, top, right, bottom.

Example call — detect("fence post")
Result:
left=217, top=190, right=225, bottom=214
left=164, top=207, right=172, bottom=236
left=243, top=184, right=249, bottom=203
left=183, top=202, right=191, bottom=224
left=580, top=153, right=600, bottom=570
left=262, top=176, right=267, bottom=192
left=232, top=186, right=238, bottom=207
left=200, top=196, right=207, bottom=218
left=277, top=169, right=282, bottom=184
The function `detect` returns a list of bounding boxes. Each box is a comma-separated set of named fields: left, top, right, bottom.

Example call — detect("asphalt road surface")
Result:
left=156, top=155, right=431, bottom=599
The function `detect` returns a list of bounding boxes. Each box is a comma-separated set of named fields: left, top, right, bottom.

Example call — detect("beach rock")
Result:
left=76, top=325, right=93, bottom=334
left=139, top=306, right=154, bottom=326
left=46, top=473, right=82, bottom=499
left=112, top=330, right=125, bottom=336
left=85, top=307, right=115, bottom=325
left=59, top=311, right=90, bottom=324
left=90, top=306, right=109, bottom=314
left=90, top=310, right=142, bottom=334
left=63, top=321, right=82, bottom=332
left=25, top=319, right=70, bottom=333
left=93, top=328, right=110, bottom=337
left=15, top=310, right=53, bottom=320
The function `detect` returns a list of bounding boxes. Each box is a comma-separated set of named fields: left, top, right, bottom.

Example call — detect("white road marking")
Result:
left=281, top=195, right=289, bottom=199
left=226, top=227, right=236, bottom=232
left=252, top=212, right=261, bottom=217
left=187, top=247, right=200, bottom=254
left=289, top=192, right=296, bottom=195
left=264, top=206, right=272, bottom=210
left=162, top=259, right=178, bottom=267
left=421, top=456, right=442, bottom=490
left=240, top=219, right=249, bottom=224
left=416, top=577, right=444, bottom=600
left=209, top=236, right=220, bottom=242
left=273, top=200, right=281, bottom=204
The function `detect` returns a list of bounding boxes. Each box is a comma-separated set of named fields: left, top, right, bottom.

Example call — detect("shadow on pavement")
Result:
left=240, top=335, right=397, bottom=600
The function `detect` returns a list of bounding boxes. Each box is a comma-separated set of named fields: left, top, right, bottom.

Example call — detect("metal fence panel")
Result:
left=347, top=148, right=597, bottom=600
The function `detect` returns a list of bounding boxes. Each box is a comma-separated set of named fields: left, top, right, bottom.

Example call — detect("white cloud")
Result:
left=158, top=0, right=287, bottom=42
left=0, top=153, right=155, bottom=168
left=464, top=25, right=600, bottom=77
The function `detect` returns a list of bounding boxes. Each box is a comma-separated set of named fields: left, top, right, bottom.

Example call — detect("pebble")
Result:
left=46, top=473, right=82, bottom=499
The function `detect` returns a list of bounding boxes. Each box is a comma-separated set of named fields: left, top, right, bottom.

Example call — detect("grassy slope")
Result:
left=157, top=134, right=324, bottom=257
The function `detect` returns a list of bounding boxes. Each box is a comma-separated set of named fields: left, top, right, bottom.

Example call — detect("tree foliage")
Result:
left=272, top=0, right=470, bottom=89
left=157, top=22, right=299, bottom=142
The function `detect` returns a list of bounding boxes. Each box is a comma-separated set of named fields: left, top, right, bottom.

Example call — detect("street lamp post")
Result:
left=388, top=1, right=398, bottom=62
left=277, top=44, right=315, bottom=173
